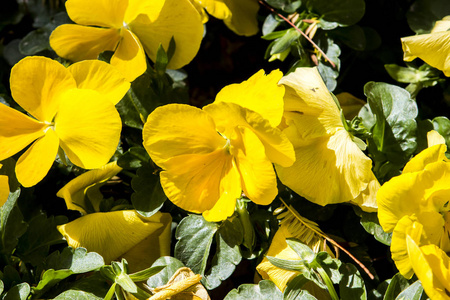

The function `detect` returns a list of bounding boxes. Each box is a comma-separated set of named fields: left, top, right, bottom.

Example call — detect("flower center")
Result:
left=43, top=121, right=55, bottom=133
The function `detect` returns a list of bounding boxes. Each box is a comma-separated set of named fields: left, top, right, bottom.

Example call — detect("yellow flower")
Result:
left=407, top=230, right=450, bottom=300
left=275, top=67, right=379, bottom=211
left=57, top=161, right=123, bottom=214
left=50, top=0, right=204, bottom=81
left=0, top=164, right=9, bottom=207
left=190, top=0, right=259, bottom=36
left=0, top=56, right=127, bottom=187
left=402, top=16, right=450, bottom=76
left=377, top=135, right=450, bottom=278
left=143, top=70, right=295, bottom=222
left=58, top=210, right=172, bottom=273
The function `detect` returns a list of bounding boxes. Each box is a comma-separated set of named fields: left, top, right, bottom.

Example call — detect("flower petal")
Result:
left=55, top=89, right=121, bottom=169
left=350, top=171, right=380, bottom=212
left=219, top=0, right=260, bottom=36
left=276, top=129, right=372, bottom=207
left=10, top=56, right=76, bottom=122
left=143, top=104, right=227, bottom=168
left=0, top=103, right=46, bottom=161
left=65, top=0, right=128, bottom=28
left=427, top=130, right=447, bottom=148
left=402, top=31, right=450, bottom=76
left=57, top=161, right=123, bottom=214
left=232, top=127, right=277, bottom=205
left=391, top=215, right=420, bottom=279
left=129, top=0, right=203, bottom=69
left=0, top=174, right=9, bottom=207
left=50, top=24, right=121, bottom=62
left=16, top=129, right=59, bottom=187
left=336, top=92, right=366, bottom=120
left=214, top=69, right=285, bottom=127
left=57, top=210, right=168, bottom=266
left=403, top=144, right=447, bottom=173
left=110, top=29, right=147, bottom=82
left=68, top=60, right=130, bottom=105
left=204, top=102, right=295, bottom=167
left=124, top=0, right=165, bottom=24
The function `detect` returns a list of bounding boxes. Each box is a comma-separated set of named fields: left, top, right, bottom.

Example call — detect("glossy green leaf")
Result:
left=270, top=28, right=300, bottom=55
left=146, top=256, right=185, bottom=288
left=339, top=263, right=367, bottom=300
left=356, top=209, right=392, bottom=246
left=3, top=282, right=30, bottom=300
left=131, top=162, right=166, bottom=217
left=307, top=0, right=365, bottom=26
left=265, top=0, right=301, bottom=13
left=129, top=265, right=165, bottom=282
left=286, top=238, right=315, bottom=262
left=395, top=280, right=424, bottom=300
left=117, top=147, right=150, bottom=170
left=54, top=289, right=104, bottom=300
left=330, top=25, right=366, bottom=51
left=314, top=252, right=342, bottom=284
left=174, top=215, right=219, bottom=276
left=317, top=37, right=341, bottom=92
left=383, top=273, right=409, bottom=300
left=224, top=280, right=282, bottom=300
left=284, top=275, right=317, bottom=300
left=45, top=247, right=105, bottom=273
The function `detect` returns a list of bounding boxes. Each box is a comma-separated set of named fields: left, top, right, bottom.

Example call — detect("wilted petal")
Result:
left=16, top=129, right=59, bottom=187
left=110, top=29, right=147, bottom=82
left=214, top=69, right=285, bottom=127
left=204, top=102, right=295, bottom=167
left=10, top=56, right=76, bottom=122
left=58, top=210, right=170, bottom=266
left=55, top=89, right=121, bottom=169
left=143, top=104, right=227, bottom=168
left=68, top=60, right=130, bottom=105
left=232, top=127, right=277, bottom=205
left=57, top=161, right=123, bottom=214
left=50, top=24, right=121, bottom=62
left=65, top=0, right=128, bottom=28
left=0, top=103, right=46, bottom=161
left=129, top=0, right=203, bottom=69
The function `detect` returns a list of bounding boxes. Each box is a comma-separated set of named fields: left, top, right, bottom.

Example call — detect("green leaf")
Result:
left=339, top=263, right=367, bottom=300
left=266, top=256, right=306, bottom=272
left=307, top=0, right=365, bottom=26
left=54, top=289, right=104, bottom=300
left=356, top=209, right=392, bottom=246
left=220, top=215, right=244, bottom=248
left=224, top=280, right=283, bottom=300
left=116, top=91, right=145, bottom=129
left=203, top=232, right=242, bottom=289
left=52, top=273, right=109, bottom=300
left=270, top=28, right=300, bottom=55
left=3, top=282, right=30, bottom=300
left=131, top=162, right=166, bottom=217
left=0, top=188, right=27, bottom=262
left=317, top=37, right=341, bottom=92
left=330, top=25, right=366, bottom=51
left=174, top=215, right=218, bottom=276
left=33, top=269, right=74, bottom=294
left=262, top=14, right=281, bottom=36
left=265, top=0, right=302, bottom=13
left=284, top=275, right=317, bottom=300
left=406, top=0, right=450, bottom=34
left=395, top=280, right=424, bottom=300
left=16, top=212, right=67, bottom=266
left=363, top=82, right=418, bottom=164
left=129, top=265, right=165, bottom=282
left=383, top=273, right=409, bottom=300
left=117, top=147, right=150, bottom=170
left=286, top=238, right=315, bottom=262
left=45, top=247, right=105, bottom=273
left=314, top=252, right=342, bottom=284
left=385, top=64, right=441, bottom=84
left=146, top=256, right=185, bottom=288
left=432, top=116, right=450, bottom=150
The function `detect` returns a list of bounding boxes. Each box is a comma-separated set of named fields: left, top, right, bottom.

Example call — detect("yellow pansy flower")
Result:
left=275, top=67, right=379, bottom=211
left=58, top=210, right=172, bottom=273
left=377, top=136, right=450, bottom=278
left=57, top=161, right=123, bottom=214
left=143, top=70, right=295, bottom=222
left=0, top=56, right=127, bottom=187
left=190, top=0, right=259, bottom=36
left=50, top=0, right=204, bottom=81
left=407, top=228, right=450, bottom=300
left=402, top=16, right=450, bottom=76
left=0, top=164, right=9, bottom=207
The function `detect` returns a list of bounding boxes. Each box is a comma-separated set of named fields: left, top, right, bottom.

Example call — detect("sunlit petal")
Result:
left=50, top=24, right=121, bottom=62
left=427, top=130, right=447, bottom=148
left=57, top=161, right=123, bottom=214
left=55, top=89, right=121, bottom=169
left=129, top=0, right=203, bottom=69
left=68, top=60, right=130, bottom=105
left=110, top=29, right=147, bottom=82
left=350, top=171, right=380, bottom=212
left=143, top=104, right=227, bottom=168
left=124, top=0, right=165, bottom=24
left=16, top=129, right=59, bottom=187
left=0, top=172, right=9, bottom=207
left=403, top=144, right=446, bottom=173
left=10, top=56, right=76, bottom=122
left=65, top=0, right=128, bottom=28
left=391, top=215, right=420, bottom=279
left=58, top=210, right=170, bottom=266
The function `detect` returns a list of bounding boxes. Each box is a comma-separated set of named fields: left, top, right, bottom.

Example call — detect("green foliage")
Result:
left=224, top=280, right=282, bottom=299
left=339, top=263, right=367, bottom=300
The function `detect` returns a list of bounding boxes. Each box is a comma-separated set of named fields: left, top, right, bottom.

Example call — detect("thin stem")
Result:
left=259, top=0, right=336, bottom=68
left=313, top=263, right=340, bottom=300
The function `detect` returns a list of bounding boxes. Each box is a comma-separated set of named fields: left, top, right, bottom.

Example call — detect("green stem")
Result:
left=236, top=199, right=255, bottom=250
left=312, top=263, right=339, bottom=300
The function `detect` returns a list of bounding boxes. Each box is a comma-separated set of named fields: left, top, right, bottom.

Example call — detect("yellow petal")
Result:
left=336, top=92, right=366, bottom=120
left=16, top=129, right=59, bottom=187
left=110, top=29, right=147, bottom=82
left=219, top=0, right=260, bottom=36
left=160, top=148, right=241, bottom=215
left=68, top=60, right=130, bottom=105
left=427, top=130, right=447, bottom=148
left=391, top=215, right=420, bottom=278
left=55, top=89, right=121, bottom=169
left=231, top=127, right=277, bottom=205
left=143, top=104, right=227, bottom=168
left=0, top=103, right=46, bottom=161
left=58, top=210, right=169, bottom=266
left=204, top=102, right=295, bottom=167
left=124, top=0, right=165, bottom=24
left=65, top=0, right=127, bottom=28
left=189, top=0, right=209, bottom=23
left=276, top=129, right=372, bottom=207
left=431, top=16, right=450, bottom=33
left=57, top=161, right=123, bottom=214
left=0, top=174, right=9, bottom=207
left=50, top=24, right=121, bottom=62
left=403, top=144, right=447, bottom=173
left=128, top=0, right=203, bottom=69
left=350, top=171, right=380, bottom=212
left=402, top=31, right=450, bottom=76
left=10, top=56, right=77, bottom=122
left=214, top=69, right=285, bottom=127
